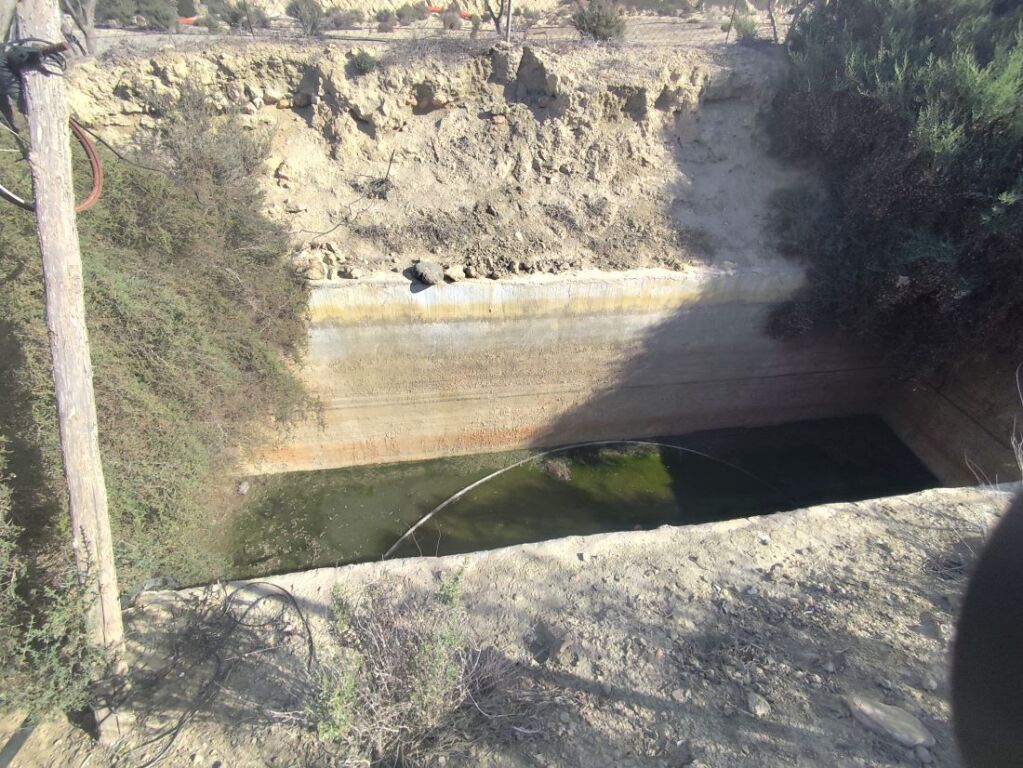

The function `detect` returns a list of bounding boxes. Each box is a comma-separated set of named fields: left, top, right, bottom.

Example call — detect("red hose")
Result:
left=70, top=118, right=103, bottom=213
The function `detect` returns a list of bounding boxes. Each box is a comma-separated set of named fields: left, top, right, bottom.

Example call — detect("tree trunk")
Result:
left=60, top=0, right=96, bottom=54
left=504, top=0, right=513, bottom=42
left=766, top=0, right=779, bottom=44
left=17, top=0, right=125, bottom=745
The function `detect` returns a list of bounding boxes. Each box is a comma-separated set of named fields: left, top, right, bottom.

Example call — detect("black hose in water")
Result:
left=382, top=439, right=776, bottom=559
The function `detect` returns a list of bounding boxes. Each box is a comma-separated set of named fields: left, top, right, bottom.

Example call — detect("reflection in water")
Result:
left=230, top=416, right=936, bottom=578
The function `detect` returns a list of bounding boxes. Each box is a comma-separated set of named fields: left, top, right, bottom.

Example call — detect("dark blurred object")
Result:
left=953, top=492, right=1023, bottom=768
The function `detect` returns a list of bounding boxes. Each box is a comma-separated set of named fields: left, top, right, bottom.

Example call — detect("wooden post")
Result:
left=16, top=0, right=126, bottom=744
left=505, top=0, right=512, bottom=42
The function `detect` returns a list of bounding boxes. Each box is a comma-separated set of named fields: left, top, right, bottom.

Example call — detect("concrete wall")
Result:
left=882, top=360, right=1020, bottom=486
left=251, top=266, right=892, bottom=474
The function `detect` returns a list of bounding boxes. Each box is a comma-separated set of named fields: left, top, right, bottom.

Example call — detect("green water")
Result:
left=229, top=416, right=936, bottom=578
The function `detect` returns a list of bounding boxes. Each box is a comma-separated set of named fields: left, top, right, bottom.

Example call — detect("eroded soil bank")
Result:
left=10, top=486, right=1012, bottom=767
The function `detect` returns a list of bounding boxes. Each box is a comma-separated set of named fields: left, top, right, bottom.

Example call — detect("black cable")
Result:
left=119, top=581, right=317, bottom=768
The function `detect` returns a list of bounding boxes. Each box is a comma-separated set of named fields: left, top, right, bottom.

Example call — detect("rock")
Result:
left=284, top=201, right=307, bottom=214
left=292, top=91, right=314, bottom=108
left=413, top=261, right=445, bottom=286
left=747, top=691, right=771, bottom=718
left=915, top=746, right=933, bottom=764
left=515, top=47, right=559, bottom=100
left=236, top=480, right=250, bottom=496
left=443, top=265, right=464, bottom=282
left=846, top=694, right=935, bottom=748
left=671, top=688, right=689, bottom=703
left=921, top=674, right=939, bottom=692
left=337, top=266, right=365, bottom=280
left=304, top=262, right=326, bottom=280
left=491, top=113, right=507, bottom=125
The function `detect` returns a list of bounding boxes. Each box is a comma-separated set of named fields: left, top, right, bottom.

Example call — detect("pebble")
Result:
left=846, top=693, right=935, bottom=748
left=921, top=674, right=939, bottom=692
left=915, top=745, right=933, bottom=763
left=671, top=688, right=689, bottom=703
left=747, top=691, right=771, bottom=718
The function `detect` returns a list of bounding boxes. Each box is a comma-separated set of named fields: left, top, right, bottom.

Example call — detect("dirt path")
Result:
left=8, top=486, right=1012, bottom=767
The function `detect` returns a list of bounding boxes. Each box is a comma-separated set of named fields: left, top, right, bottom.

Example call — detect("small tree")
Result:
left=232, top=0, right=270, bottom=34
left=572, top=0, right=624, bottom=41
left=61, top=0, right=97, bottom=51
left=287, top=0, right=324, bottom=35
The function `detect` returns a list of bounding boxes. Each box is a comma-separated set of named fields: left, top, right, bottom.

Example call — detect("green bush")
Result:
left=176, top=0, right=197, bottom=16
left=396, top=2, right=428, bottom=23
left=196, top=13, right=222, bottom=30
left=572, top=0, right=625, bottom=41
left=375, top=7, right=397, bottom=22
left=136, top=0, right=177, bottom=28
left=377, top=18, right=397, bottom=31
left=732, top=12, right=757, bottom=40
left=769, top=0, right=1023, bottom=367
left=347, top=49, right=379, bottom=76
left=97, top=0, right=176, bottom=28
left=287, top=0, right=325, bottom=35
left=0, top=445, right=102, bottom=722
left=0, top=90, right=307, bottom=592
left=328, top=8, right=364, bottom=28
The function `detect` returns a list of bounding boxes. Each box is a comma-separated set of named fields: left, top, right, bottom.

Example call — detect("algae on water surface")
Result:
left=230, top=416, right=936, bottom=578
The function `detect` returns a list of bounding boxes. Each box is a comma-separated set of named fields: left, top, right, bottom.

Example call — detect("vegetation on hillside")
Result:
left=770, top=0, right=1023, bottom=367
left=0, top=92, right=307, bottom=594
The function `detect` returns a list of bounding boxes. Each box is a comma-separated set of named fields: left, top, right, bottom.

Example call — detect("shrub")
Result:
left=347, top=49, right=379, bottom=76
left=176, top=0, right=197, bottom=16
left=377, top=18, right=396, bottom=31
left=97, top=0, right=137, bottom=25
left=0, top=445, right=103, bottom=722
left=396, top=1, right=428, bottom=23
left=309, top=569, right=548, bottom=764
left=769, top=0, right=1023, bottom=367
left=375, top=8, right=396, bottom=22
left=0, top=89, right=307, bottom=591
left=328, top=8, right=364, bottom=28
left=731, top=12, right=757, bottom=40
left=287, top=0, right=325, bottom=35
left=135, top=0, right=177, bottom=28
left=224, top=0, right=271, bottom=31
left=440, top=9, right=462, bottom=29
left=469, top=13, right=481, bottom=37
left=196, top=13, right=221, bottom=30
left=572, top=0, right=625, bottom=41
